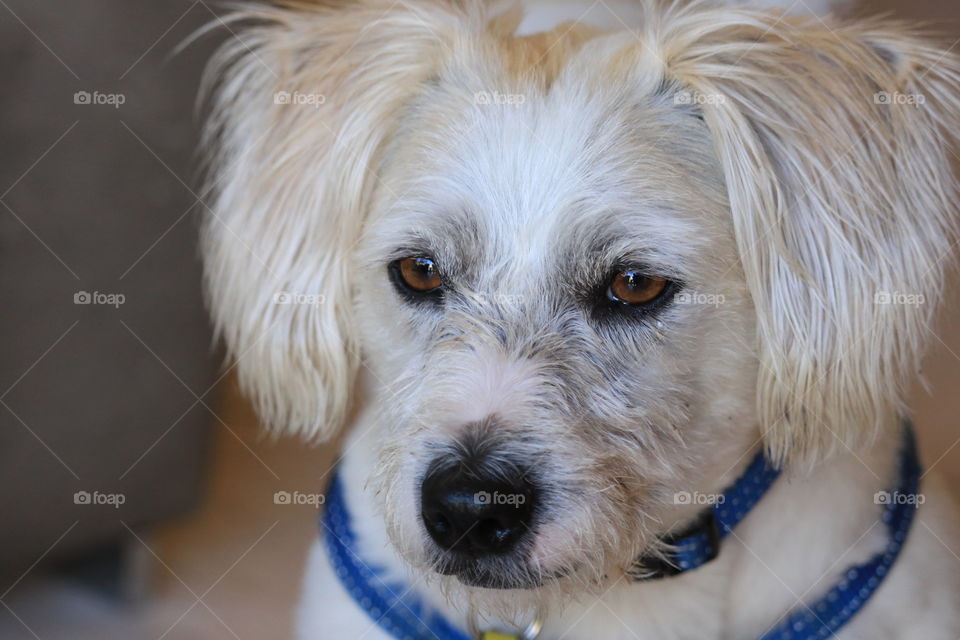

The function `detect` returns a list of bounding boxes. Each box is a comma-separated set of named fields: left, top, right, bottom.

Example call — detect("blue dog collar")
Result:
left=761, top=427, right=920, bottom=639
left=629, top=445, right=781, bottom=579
left=322, top=427, right=921, bottom=640
left=322, top=470, right=472, bottom=640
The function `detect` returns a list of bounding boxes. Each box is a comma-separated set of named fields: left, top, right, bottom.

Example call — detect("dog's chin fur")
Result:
left=200, top=0, right=960, bottom=636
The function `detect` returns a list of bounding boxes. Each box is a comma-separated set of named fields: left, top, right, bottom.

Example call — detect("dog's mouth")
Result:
left=432, top=554, right=573, bottom=590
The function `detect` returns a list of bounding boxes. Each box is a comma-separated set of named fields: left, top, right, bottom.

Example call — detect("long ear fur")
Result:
left=200, top=0, right=462, bottom=439
left=655, top=6, right=960, bottom=467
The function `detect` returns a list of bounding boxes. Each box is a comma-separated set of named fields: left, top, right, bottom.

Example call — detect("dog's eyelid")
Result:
left=606, top=258, right=681, bottom=283
left=386, top=246, right=437, bottom=263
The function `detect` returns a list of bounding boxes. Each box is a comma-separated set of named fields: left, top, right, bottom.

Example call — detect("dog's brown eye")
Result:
left=607, top=271, right=668, bottom=305
left=397, top=256, right=442, bottom=292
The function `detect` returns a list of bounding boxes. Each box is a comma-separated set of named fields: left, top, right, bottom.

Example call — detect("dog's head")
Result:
left=202, top=0, right=959, bottom=605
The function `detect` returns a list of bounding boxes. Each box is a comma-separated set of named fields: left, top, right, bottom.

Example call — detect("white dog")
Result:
left=200, top=0, right=960, bottom=637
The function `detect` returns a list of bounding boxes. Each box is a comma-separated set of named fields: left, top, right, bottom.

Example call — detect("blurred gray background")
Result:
left=0, top=0, right=219, bottom=575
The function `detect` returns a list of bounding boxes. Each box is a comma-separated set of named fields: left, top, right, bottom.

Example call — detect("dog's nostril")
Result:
left=431, top=513, right=451, bottom=534
left=475, top=518, right=511, bottom=547
left=423, top=510, right=452, bottom=539
left=420, top=464, right=536, bottom=558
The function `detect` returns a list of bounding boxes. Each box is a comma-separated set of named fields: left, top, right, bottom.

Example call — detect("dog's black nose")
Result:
left=420, top=463, right=535, bottom=557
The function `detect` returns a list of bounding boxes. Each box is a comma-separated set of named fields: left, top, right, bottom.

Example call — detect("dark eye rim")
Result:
left=591, top=268, right=681, bottom=320
left=388, top=256, right=445, bottom=304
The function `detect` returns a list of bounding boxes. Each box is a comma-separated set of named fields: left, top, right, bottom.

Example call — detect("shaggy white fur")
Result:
left=200, top=0, right=960, bottom=637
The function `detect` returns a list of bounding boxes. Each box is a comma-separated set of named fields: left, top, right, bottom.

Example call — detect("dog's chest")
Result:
left=539, top=567, right=729, bottom=639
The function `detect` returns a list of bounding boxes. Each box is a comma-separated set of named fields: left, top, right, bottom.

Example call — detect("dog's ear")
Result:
left=664, top=11, right=960, bottom=467
left=200, top=0, right=458, bottom=439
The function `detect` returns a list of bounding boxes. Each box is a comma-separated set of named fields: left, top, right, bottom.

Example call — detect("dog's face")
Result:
left=202, top=0, right=959, bottom=604
left=356, top=56, right=758, bottom=590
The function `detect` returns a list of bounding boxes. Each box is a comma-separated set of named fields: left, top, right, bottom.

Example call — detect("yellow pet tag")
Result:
left=478, top=633, right=522, bottom=640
